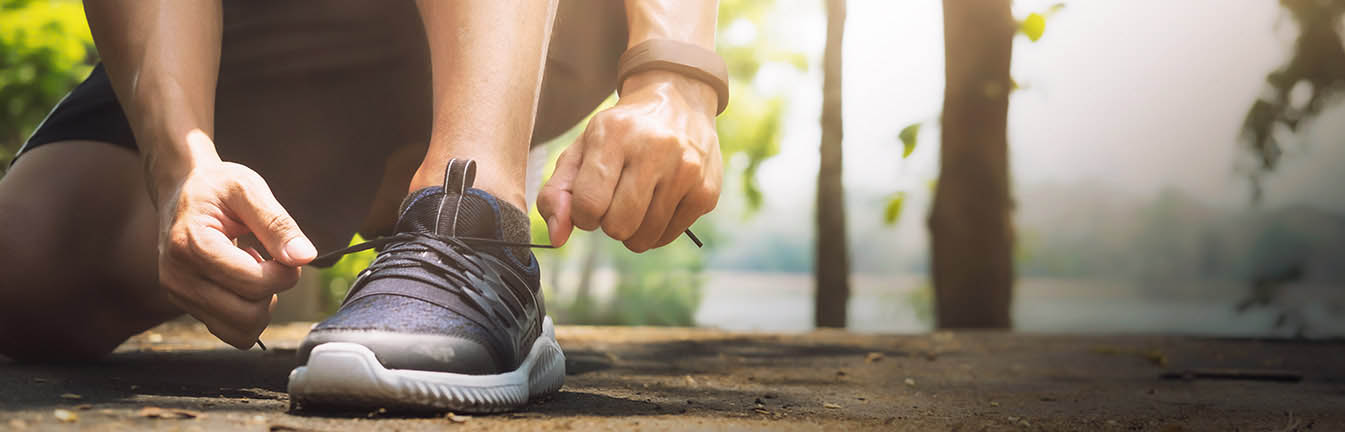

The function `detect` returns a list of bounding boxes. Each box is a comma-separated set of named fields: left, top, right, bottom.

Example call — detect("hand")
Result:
left=538, top=70, right=722, bottom=252
left=154, top=140, right=315, bottom=349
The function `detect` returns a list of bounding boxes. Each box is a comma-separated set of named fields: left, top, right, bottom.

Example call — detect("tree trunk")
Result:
left=815, top=0, right=849, bottom=328
left=930, top=0, right=1015, bottom=329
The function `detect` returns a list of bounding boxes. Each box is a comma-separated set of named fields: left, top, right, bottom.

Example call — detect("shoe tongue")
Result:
left=394, top=186, right=502, bottom=240
left=391, top=159, right=532, bottom=252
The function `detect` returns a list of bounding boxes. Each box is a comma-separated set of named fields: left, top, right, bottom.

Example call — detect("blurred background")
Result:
left=4, top=0, right=1343, bottom=337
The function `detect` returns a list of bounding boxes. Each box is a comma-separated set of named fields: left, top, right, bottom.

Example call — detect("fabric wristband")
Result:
left=617, top=39, right=730, bottom=115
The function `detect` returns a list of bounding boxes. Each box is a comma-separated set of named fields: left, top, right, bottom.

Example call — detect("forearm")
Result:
left=83, top=1, right=222, bottom=200
left=621, top=0, right=719, bottom=117
left=623, top=0, right=717, bottom=49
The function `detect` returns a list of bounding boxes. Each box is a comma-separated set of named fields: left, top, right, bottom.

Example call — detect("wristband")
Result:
left=617, top=39, right=730, bottom=115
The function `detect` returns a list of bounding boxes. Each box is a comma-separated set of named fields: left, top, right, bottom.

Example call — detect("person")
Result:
left=0, top=0, right=726, bottom=412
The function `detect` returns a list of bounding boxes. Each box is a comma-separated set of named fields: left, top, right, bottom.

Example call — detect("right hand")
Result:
left=154, top=155, right=316, bottom=349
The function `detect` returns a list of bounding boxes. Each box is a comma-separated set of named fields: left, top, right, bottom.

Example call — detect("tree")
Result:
left=815, top=0, right=848, bottom=328
left=1237, top=0, right=1345, bottom=332
left=1241, top=0, right=1345, bottom=201
left=929, top=0, right=1016, bottom=328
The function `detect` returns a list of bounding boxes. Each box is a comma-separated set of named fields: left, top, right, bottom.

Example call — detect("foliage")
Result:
left=0, top=0, right=95, bottom=167
left=879, top=3, right=1061, bottom=228
left=319, top=234, right=377, bottom=313
left=717, top=89, right=783, bottom=210
left=905, top=282, right=934, bottom=327
left=1241, top=0, right=1345, bottom=202
left=898, top=122, right=920, bottom=159
left=714, top=0, right=806, bottom=213
left=1235, top=0, right=1345, bottom=333
left=1017, top=4, right=1064, bottom=43
left=553, top=232, right=707, bottom=326
left=882, top=192, right=905, bottom=226
left=1020, top=13, right=1046, bottom=42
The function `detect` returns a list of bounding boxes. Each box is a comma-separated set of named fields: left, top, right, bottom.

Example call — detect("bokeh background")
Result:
left=4, top=0, right=1343, bottom=337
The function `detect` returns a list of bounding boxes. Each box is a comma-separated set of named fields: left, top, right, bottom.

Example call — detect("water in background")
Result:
left=685, top=271, right=1344, bottom=336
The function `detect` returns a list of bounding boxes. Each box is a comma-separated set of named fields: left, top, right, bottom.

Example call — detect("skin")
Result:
left=538, top=0, right=723, bottom=253
left=83, top=0, right=304, bottom=350
left=4, top=0, right=723, bottom=353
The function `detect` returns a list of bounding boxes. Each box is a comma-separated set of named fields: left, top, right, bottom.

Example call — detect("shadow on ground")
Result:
left=3, top=324, right=1344, bottom=431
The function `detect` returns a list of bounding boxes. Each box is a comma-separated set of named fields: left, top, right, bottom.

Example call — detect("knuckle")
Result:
left=184, top=227, right=213, bottom=261
left=165, top=229, right=195, bottom=263
left=571, top=192, right=608, bottom=220
left=602, top=220, right=637, bottom=241
left=676, top=159, right=703, bottom=181
left=245, top=306, right=272, bottom=330
left=694, top=183, right=721, bottom=213
left=623, top=238, right=652, bottom=254
left=263, top=213, right=296, bottom=236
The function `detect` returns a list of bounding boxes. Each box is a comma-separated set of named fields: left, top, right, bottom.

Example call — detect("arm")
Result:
left=538, top=0, right=723, bottom=252
left=84, top=1, right=313, bottom=349
left=83, top=1, right=221, bottom=196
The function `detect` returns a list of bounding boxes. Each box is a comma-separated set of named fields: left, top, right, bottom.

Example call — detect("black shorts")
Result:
left=18, top=63, right=136, bottom=161
left=15, top=0, right=627, bottom=168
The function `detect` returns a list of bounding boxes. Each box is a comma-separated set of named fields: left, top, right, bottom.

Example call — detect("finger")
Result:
left=624, top=182, right=684, bottom=253
left=601, top=162, right=657, bottom=242
left=161, top=271, right=272, bottom=349
left=569, top=131, right=624, bottom=232
left=190, top=226, right=302, bottom=301
left=537, top=145, right=581, bottom=247
left=225, top=177, right=316, bottom=266
left=655, top=188, right=717, bottom=249
left=243, top=246, right=264, bottom=263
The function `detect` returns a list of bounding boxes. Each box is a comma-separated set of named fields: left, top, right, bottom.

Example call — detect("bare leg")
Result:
left=412, top=1, right=559, bottom=209
left=0, top=142, right=179, bottom=361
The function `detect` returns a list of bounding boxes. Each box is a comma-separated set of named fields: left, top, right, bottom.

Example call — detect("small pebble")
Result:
left=53, top=409, right=78, bottom=423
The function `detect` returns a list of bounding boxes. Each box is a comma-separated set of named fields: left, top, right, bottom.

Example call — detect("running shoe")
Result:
left=287, top=158, right=563, bottom=413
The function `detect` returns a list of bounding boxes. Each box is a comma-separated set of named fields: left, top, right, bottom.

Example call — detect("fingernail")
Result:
left=547, top=216, right=559, bottom=230
left=284, top=237, right=317, bottom=263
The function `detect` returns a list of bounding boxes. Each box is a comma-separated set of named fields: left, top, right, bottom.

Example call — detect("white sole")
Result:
left=287, top=316, right=565, bottom=413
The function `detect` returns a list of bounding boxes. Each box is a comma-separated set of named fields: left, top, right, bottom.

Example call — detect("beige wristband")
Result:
left=617, top=39, right=730, bottom=115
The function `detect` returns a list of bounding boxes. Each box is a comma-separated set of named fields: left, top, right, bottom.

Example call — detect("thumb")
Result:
left=537, top=145, right=582, bottom=247
left=227, top=177, right=316, bottom=266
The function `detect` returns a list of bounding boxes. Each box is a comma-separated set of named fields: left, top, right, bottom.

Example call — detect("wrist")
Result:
left=144, top=129, right=221, bottom=202
left=620, top=70, right=718, bottom=119
left=126, top=81, right=220, bottom=200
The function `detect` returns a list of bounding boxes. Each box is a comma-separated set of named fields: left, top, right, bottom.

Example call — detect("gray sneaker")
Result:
left=287, top=159, right=563, bottom=413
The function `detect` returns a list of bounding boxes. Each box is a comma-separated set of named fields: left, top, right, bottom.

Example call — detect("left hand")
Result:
left=538, top=70, right=722, bottom=252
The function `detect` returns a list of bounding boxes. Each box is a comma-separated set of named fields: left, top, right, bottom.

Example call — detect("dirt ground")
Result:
left=2, top=322, right=1342, bottom=431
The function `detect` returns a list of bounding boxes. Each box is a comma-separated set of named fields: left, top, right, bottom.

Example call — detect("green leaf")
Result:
left=898, top=123, right=921, bottom=159
left=1021, top=12, right=1046, bottom=42
left=883, top=192, right=907, bottom=226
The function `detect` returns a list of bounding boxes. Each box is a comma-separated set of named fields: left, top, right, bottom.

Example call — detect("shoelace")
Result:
left=330, top=232, right=546, bottom=336
left=315, top=228, right=701, bottom=262
left=252, top=229, right=701, bottom=350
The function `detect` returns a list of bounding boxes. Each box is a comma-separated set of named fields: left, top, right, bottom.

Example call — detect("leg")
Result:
left=0, top=142, right=180, bottom=361
left=411, top=0, right=560, bottom=209
left=358, top=2, right=627, bottom=235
